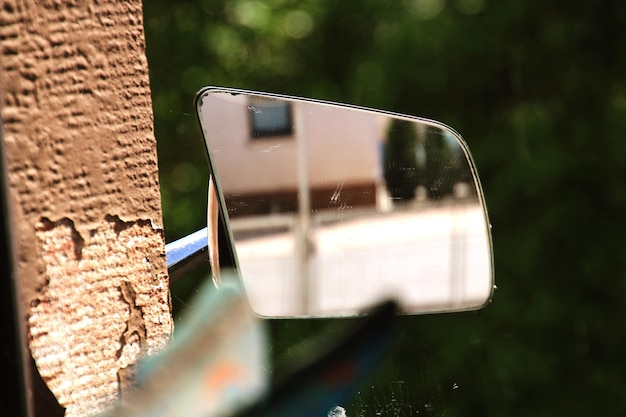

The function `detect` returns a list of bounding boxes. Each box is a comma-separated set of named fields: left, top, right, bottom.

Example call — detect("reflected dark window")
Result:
left=249, top=99, right=293, bottom=138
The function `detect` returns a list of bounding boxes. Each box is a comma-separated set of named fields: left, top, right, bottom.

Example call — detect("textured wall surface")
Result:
left=0, top=0, right=172, bottom=415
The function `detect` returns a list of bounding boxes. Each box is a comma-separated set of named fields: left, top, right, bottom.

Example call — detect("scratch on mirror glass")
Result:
left=331, top=180, right=345, bottom=203
left=330, top=181, right=353, bottom=220
left=261, top=144, right=282, bottom=153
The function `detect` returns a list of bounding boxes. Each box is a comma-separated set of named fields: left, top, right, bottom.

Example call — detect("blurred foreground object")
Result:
left=105, top=274, right=397, bottom=417
left=104, top=277, right=267, bottom=417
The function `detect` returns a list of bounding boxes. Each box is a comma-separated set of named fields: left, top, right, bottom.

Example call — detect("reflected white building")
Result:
left=202, top=95, right=388, bottom=216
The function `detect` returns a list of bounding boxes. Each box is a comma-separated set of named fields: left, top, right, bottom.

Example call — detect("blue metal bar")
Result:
left=166, top=227, right=208, bottom=285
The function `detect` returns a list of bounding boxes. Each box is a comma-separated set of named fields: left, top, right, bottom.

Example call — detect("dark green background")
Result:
left=143, top=1, right=626, bottom=415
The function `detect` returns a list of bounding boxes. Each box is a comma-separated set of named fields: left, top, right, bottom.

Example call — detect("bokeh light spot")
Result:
left=283, top=10, right=314, bottom=39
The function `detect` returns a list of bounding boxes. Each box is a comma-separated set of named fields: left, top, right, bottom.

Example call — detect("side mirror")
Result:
left=192, top=87, right=493, bottom=318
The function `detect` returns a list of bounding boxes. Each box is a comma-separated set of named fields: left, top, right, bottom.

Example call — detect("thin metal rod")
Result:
left=166, top=227, right=208, bottom=285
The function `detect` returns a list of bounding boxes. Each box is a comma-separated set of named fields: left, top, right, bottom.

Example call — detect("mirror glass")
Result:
left=196, top=88, right=493, bottom=317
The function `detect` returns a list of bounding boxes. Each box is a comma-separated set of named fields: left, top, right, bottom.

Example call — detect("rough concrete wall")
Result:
left=0, top=0, right=173, bottom=416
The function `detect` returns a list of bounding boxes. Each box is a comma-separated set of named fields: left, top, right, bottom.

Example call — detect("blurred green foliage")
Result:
left=144, top=0, right=626, bottom=415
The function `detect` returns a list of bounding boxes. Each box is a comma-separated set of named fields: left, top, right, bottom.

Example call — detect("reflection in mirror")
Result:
left=196, top=88, right=493, bottom=317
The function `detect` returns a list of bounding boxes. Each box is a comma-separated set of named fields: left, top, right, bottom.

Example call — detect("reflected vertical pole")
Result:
left=449, top=204, right=467, bottom=306
left=295, top=102, right=311, bottom=315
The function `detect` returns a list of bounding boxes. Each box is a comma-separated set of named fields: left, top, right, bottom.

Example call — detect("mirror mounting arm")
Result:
left=165, top=227, right=208, bottom=285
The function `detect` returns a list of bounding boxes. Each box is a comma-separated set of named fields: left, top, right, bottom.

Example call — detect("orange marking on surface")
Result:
left=203, top=361, right=245, bottom=392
